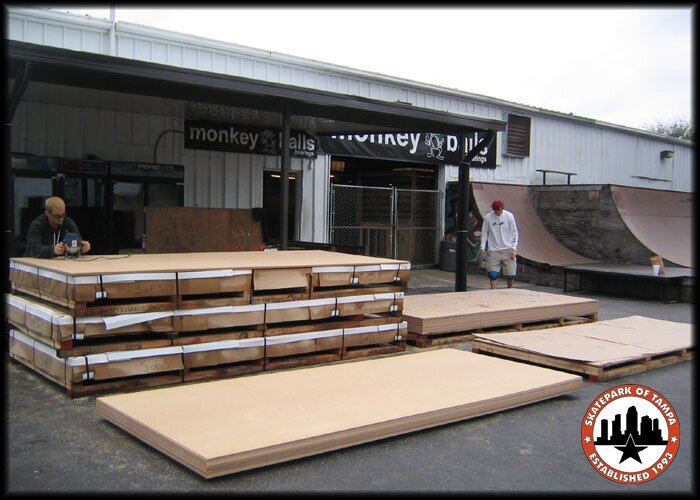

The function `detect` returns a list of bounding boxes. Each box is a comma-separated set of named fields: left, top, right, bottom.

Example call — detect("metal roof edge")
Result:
left=8, top=6, right=115, bottom=29
left=7, top=40, right=506, bottom=133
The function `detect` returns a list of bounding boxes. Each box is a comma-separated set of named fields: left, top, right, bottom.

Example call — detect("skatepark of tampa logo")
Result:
left=581, top=384, right=680, bottom=484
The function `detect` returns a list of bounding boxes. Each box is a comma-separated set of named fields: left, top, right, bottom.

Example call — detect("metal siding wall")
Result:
left=523, top=116, right=693, bottom=191
left=298, top=155, right=330, bottom=243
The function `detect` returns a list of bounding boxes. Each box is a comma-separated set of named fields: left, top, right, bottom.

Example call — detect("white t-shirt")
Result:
left=480, top=209, right=518, bottom=252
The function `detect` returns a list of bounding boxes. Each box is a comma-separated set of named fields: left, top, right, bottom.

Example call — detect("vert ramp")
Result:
left=610, top=185, right=693, bottom=268
left=471, top=182, right=596, bottom=268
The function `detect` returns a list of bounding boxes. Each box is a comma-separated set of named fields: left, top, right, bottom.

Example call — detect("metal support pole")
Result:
left=109, top=5, right=117, bottom=56
left=4, top=123, right=13, bottom=292
left=280, top=105, right=291, bottom=249
left=455, top=130, right=496, bottom=292
left=455, top=135, right=468, bottom=291
left=5, top=62, right=32, bottom=289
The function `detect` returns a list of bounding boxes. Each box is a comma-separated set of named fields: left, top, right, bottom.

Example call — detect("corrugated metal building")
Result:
left=4, top=7, right=694, bottom=263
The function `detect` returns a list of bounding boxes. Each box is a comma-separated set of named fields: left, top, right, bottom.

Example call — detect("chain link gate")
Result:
left=330, top=184, right=441, bottom=266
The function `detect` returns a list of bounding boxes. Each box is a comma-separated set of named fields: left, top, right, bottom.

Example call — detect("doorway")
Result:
left=329, top=156, right=441, bottom=266
left=262, top=170, right=298, bottom=242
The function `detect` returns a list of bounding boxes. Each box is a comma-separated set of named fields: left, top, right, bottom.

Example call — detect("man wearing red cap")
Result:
left=479, top=199, right=519, bottom=289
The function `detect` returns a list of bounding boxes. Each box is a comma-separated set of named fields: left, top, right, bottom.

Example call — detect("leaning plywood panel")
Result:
left=611, top=185, right=693, bottom=268
left=403, top=289, right=598, bottom=335
left=96, top=348, right=581, bottom=478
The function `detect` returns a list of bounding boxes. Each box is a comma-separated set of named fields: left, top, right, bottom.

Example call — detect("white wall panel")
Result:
left=299, top=155, right=330, bottom=243
left=167, top=45, right=183, bottom=66
left=152, top=41, right=167, bottom=64
left=45, top=24, right=62, bottom=46
left=280, top=65, right=293, bottom=84
left=65, top=27, right=83, bottom=50
left=241, top=58, right=255, bottom=78
left=118, top=35, right=135, bottom=58
left=183, top=47, right=198, bottom=69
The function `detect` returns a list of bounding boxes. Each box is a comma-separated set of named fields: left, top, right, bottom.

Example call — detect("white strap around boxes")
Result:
left=182, top=337, right=265, bottom=354
left=264, top=329, right=344, bottom=345
left=87, top=346, right=183, bottom=364
left=101, top=311, right=174, bottom=330
left=172, top=304, right=264, bottom=317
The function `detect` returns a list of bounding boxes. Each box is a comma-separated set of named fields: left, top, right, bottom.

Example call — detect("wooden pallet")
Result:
left=471, top=343, right=694, bottom=381
left=263, top=313, right=402, bottom=337
left=341, top=339, right=406, bottom=360
left=177, top=291, right=252, bottom=309
left=68, top=296, right=179, bottom=318
left=8, top=318, right=408, bottom=397
left=310, top=283, right=406, bottom=300
left=8, top=343, right=185, bottom=399
left=172, top=327, right=264, bottom=346
left=57, top=335, right=174, bottom=357
left=182, top=336, right=265, bottom=382
left=263, top=349, right=343, bottom=371
left=183, top=359, right=265, bottom=383
left=7, top=291, right=179, bottom=351
left=66, top=372, right=184, bottom=398
left=408, top=315, right=597, bottom=348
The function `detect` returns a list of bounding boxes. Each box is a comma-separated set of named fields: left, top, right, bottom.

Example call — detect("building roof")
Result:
left=7, top=40, right=506, bottom=138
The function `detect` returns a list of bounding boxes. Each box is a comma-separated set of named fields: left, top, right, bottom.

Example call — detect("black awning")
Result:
left=6, top=40, right=506, bottom=136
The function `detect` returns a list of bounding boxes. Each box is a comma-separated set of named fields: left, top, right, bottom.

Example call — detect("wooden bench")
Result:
left=536, top=169, right=577, bottom=185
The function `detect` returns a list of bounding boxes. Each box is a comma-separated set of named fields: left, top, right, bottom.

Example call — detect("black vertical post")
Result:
left=455, top=133, right=468, bottom=292
left=105, top=171, right=114, bottom=253
left=455, top=130, right=496, bottom=292
left=5, top=62, right=31, bottom=290
left=4, top=123, right=13, bottom=292
left=280, top=105, right=291, bottom=250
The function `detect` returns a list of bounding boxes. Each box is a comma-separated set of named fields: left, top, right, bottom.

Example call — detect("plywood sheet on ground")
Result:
left=10, top=250, right=409, bottom=276
left=403, top=289, right=598, bottom=335
left=472, top=316, right=693, bottom=367
left=96, top=348, right=581, bottom=478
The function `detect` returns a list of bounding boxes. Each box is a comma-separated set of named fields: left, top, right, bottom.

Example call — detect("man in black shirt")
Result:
left=24, top=196, right=91, bottom=258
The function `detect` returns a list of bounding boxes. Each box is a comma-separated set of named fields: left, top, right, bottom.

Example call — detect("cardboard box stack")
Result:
left=6, top=250, right=409, bottom=397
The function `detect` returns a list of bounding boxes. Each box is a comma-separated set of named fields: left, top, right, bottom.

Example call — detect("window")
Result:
left=506, top=114, right=531, bottom=157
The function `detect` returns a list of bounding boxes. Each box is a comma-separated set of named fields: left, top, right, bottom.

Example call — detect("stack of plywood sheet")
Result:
left=6, top=250, right=409, bottom=396
left=471, top=316, right=694, bottom=380
left=96, top=348, right=583, bottom=478
left=403, top=289, right=599, bottom=347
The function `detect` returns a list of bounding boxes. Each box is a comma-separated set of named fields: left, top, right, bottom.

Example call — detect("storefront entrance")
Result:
left=329, top=156, right=440, bottom=266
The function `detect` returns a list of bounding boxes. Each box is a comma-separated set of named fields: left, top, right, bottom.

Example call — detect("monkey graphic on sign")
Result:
left=425, top=134, right=445, bottom=160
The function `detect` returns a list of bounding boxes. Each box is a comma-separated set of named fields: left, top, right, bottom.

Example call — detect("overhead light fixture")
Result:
left=660, top=150, right=674, bottom=159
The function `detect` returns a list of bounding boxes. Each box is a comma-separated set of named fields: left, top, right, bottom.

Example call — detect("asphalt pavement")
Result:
left=3, top=269, right=695, bottom=494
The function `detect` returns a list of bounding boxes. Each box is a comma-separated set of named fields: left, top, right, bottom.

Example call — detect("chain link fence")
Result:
left=395, top=188, right=440, bottom=264
left=330, top=184, right=440, bottom=266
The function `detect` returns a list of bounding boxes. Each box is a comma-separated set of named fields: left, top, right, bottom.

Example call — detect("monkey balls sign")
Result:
left=581, top=384, right=680, bottom=484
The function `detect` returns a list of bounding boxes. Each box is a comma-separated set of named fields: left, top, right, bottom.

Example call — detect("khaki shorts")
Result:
left=485, top=249, right=517, bottom=277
